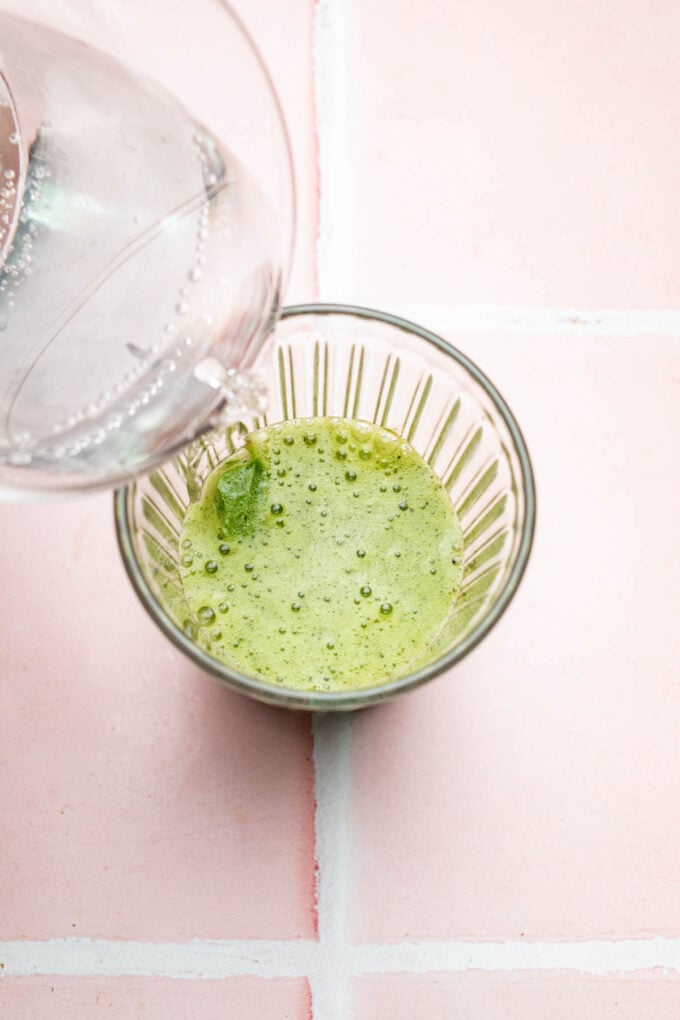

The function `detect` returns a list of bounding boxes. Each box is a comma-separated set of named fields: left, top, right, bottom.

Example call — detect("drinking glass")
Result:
left=0, top=1, right=293, bottom=496
left=115, top=305, right=536, bottom=711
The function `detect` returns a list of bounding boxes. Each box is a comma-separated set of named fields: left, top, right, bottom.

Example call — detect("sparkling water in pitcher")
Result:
left=0, top=7, right=292, bottom=496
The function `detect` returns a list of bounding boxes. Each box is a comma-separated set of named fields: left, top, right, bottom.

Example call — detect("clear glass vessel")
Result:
left=0, top=1, right=293, bottom=496
left=115, top=305, right=536, bottom=711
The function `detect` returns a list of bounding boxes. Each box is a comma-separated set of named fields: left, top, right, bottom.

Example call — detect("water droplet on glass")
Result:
left=198, top=606, right=216, bottom=624
left=380, top=603, right=393, bottom=615
left=8, top=451, right=31, bottom=466
left=219, top=543, right=230, bottom=555
left=205, top=560, right=218, bottom=574
left=360, top=585, right=372, bottom=598
left=270, top=503, right=283, bottom=516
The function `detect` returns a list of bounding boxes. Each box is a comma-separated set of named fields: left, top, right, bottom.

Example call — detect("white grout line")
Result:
left=348, top=938, right=680, bottom=976
left=0, top=939, right=319, bottom=979
left=313, top=0, right=356, bottom=302
left=3, top=937, right=680, bottom=980
left=312, top=716, right=353, bottom=951
left=383, top=303, right=680, bottom=336
left=312, top=1, right=356, bottom=1017
left=310, top=715, right=354, bottom=1018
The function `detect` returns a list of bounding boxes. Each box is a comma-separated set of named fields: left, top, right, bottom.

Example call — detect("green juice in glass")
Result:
left=179, top=417, right=463, bottom=691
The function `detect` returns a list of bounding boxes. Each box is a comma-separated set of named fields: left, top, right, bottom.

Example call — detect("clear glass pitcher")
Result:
left=0, top=1, right=294, bottom=497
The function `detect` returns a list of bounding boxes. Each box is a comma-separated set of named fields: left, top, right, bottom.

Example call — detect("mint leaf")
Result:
left=215, top=457, right=265, bottom=538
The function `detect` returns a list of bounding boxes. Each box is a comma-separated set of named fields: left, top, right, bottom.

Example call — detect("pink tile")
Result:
left=0, top=976, right=310, bottom=1019
left=349, top=333, right=680, bottom=941
left=353, top=971, right=680, bottom=1020
left=347, top=0, right=680, bottom=306
left=0, top=496, right=315, bottom=940
left=230, top=0, right=317, bottom=303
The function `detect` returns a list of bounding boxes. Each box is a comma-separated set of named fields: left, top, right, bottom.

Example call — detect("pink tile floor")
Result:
left=2, top=1, right=680, bottom=1018
left=347, top=0, right=680, bottom=308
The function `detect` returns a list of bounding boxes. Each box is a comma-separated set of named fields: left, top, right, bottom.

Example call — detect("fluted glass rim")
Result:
left=114, top=303, right=536, bottom=711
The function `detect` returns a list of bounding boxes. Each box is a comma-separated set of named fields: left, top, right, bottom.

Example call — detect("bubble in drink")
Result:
left=178, top=417, right=465, bottom=692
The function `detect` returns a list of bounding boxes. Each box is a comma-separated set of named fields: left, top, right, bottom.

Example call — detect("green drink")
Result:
left=179, top=417, right=464, bottom=691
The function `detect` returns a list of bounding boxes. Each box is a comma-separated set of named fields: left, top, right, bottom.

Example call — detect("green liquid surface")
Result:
left=179, top=417, right=463, bottom=692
